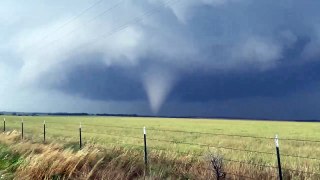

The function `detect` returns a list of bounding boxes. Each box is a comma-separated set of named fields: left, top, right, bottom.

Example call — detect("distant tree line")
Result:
left=0, top=111, right=319, bottom=122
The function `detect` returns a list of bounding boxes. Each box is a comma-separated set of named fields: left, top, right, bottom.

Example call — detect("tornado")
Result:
left=143, top=68, right=176, bottom=114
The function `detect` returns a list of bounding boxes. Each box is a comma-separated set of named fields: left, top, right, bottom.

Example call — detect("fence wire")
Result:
left=2, top=121, right=320, bottom=179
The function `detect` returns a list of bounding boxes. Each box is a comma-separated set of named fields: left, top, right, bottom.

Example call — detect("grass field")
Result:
left=0, top=115, right=320, bottom=179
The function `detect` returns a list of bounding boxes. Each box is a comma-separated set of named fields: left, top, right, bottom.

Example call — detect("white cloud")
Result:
left=14, top=17, right=144, bottom=86
left=164, top=0, right=245, bottom=23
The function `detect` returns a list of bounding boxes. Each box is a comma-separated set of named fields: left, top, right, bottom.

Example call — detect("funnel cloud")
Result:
left=143, top=68, right=176, bottom=113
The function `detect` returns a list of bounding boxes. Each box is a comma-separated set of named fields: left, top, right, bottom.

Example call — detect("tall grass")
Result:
left=0, top=131, right=319, bottom=179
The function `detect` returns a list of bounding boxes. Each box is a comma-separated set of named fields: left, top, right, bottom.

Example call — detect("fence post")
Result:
left=21, top=119, right=24, bottom=140
left=143, top=127, right=148, bottom=177
left=3, top=118, right=5, bottom=132
left=43, top=120, right=46, bottom=143
left=275, top=135, right=282, bottom=180
left=79, top=122, right=82, bottom=149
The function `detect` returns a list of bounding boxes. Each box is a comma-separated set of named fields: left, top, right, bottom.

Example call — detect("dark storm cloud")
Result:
left=56, top=60, right=146, bottom=101
left=171, top=60, right=320, bottom=102
left=55, top=37, right=320, bottom=109
left=2, top=0, right=320, bottom=119
left=54, top=21, right=319, bottom=104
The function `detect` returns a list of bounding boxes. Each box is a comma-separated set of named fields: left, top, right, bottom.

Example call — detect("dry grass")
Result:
left=0, top=131, right=286, bottom=180
left=0, top=131, right=143, bottom=180
left=0, top=131, right=319, bottom=179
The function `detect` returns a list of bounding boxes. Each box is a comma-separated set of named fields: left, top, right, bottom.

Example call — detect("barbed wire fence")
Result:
left=1, top=118, right=320, bottom=179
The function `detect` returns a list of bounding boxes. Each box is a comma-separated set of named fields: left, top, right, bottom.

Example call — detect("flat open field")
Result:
left=1, top=115, right=320, bottom=179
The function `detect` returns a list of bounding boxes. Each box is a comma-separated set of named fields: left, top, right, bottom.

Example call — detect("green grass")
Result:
left=0, top=144, right=23, bottom=179
left=1, top=115, right=320, bottom=177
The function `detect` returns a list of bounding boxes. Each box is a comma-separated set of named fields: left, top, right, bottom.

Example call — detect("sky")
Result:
left=1, top=0, right=320, bottom=120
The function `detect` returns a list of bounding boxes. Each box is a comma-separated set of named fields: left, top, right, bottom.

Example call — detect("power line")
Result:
left=26, top=0, right=105, bottom=50
left=40, top=0, right=125, bottom=50
left=42, top=0, right=180, bottom=54
left=42, top=0, right=104, bottom=39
